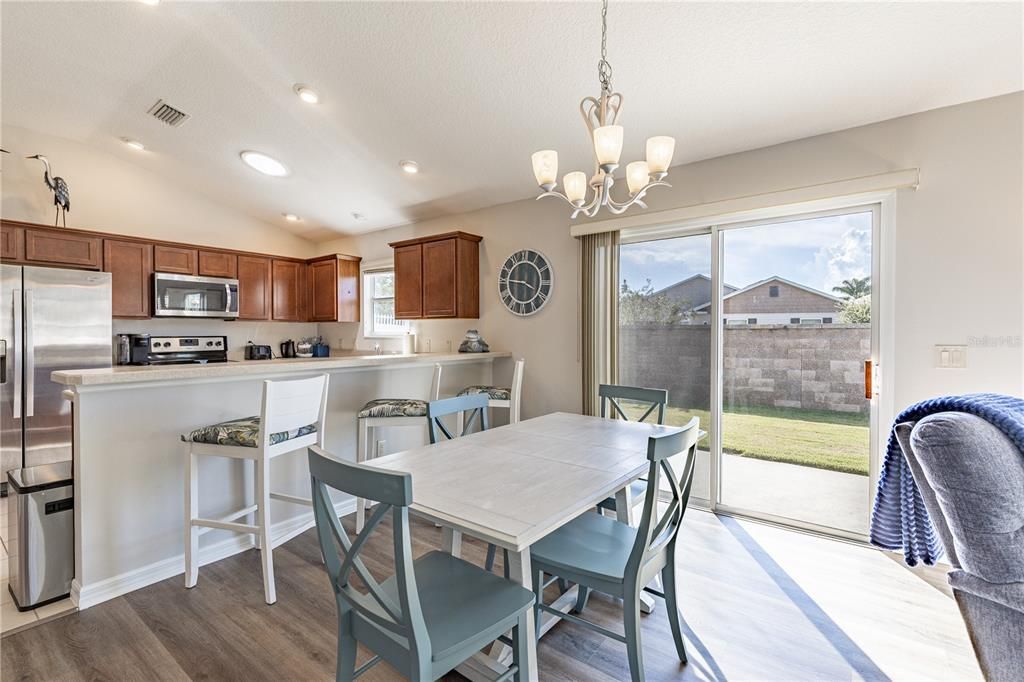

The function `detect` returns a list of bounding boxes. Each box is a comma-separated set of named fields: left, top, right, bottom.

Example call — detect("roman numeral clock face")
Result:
left=498, top=249, right=553, bottom=316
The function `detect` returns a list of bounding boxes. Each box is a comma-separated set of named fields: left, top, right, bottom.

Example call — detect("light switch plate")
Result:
left=935, top=345, right=967, bottom=368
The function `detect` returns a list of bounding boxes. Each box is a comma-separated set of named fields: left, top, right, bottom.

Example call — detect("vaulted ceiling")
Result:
left=2, top=1, right=1021, bottom=240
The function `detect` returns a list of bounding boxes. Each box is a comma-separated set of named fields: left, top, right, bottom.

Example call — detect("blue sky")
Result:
left=620, top=211, right=872, bottom=295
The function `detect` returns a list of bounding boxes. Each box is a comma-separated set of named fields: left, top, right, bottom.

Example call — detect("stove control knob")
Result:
left=206, top=341, right=214, bottom=347
left=163, top=342, right=172, bottom=348
left=215, top=340, right=222, bottom=346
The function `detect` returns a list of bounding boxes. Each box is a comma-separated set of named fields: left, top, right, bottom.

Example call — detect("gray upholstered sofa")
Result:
left=894, top=412, right=1024, bottom=681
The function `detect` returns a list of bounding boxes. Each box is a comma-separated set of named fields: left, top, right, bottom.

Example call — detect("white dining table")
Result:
left=365, top=411, right=683, bottom=682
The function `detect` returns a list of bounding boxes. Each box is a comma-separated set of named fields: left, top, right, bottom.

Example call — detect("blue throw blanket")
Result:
left=870, top=393, right=1024, bottom=566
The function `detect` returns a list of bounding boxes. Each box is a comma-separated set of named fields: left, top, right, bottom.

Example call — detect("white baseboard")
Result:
left=72, top=499, right=355, bottom=611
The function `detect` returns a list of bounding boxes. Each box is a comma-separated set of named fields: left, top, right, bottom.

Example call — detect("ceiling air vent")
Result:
left=146, top=99, right=190, bottom=128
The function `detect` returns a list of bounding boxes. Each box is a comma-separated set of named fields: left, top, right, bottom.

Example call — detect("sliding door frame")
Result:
left=621, top=192, right=897, bottom=544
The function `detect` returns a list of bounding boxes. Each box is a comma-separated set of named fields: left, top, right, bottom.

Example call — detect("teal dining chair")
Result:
left=426, top=394, right=506, bottom=575
left=529, top=418, right=700, bottom=682
left=308, top=445, right=535, bottom=681
left=596, top=384, right=669, bottom=516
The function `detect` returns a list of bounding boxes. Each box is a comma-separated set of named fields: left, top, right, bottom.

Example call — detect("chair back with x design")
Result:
left=308, top=445, right=431, bottom=676
left=427, top=394, right=490, bottom=443
left=598, top=384, right=668, bottom=424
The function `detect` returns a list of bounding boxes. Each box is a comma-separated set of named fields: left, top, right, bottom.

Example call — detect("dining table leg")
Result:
left=615, top=485, right=657, bottom=615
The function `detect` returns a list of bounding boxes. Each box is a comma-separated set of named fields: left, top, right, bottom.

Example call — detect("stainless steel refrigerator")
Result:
left=1, top=265, right=111, bottom=494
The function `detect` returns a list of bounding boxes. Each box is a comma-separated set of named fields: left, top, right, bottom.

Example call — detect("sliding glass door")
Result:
left=618, top=205, right=879, bottom=539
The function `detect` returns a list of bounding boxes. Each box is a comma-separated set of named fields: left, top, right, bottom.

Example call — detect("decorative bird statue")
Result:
left=26, top=154, right=70, bottom=227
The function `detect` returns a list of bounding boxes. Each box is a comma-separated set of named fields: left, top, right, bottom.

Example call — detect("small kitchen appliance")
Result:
left=280, top=340, right=297, bottom=358
left=244, top=343, right=273, bottom=360
left=125, top=335, right=228, bottom=365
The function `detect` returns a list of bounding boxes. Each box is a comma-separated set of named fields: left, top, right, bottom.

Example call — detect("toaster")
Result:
left=245, top=343, right=273, bottom=360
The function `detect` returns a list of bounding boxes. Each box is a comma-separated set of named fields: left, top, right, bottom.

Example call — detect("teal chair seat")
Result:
left=530, top=511, right=638, bottom=583
left=373, top=550, right=534, bottom=662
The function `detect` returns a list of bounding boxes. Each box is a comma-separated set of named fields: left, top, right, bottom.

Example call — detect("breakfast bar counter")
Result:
left=52, top=351, right=512, bottom=610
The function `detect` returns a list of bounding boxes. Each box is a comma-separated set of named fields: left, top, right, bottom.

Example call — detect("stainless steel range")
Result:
left=123, top=335, right=228, bottom=365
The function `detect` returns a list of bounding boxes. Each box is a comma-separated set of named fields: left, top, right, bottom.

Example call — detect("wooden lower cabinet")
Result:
left=154, top=245, right=197, bottom=275
left=237, top=255, right=272, bottom=320
left=308, top=255, right=361, bottom=322
left=25, top=228, right=102, bottom=269
left=198, top=250, right=237, bottom=278
left=104, top=239, right=153, bottom=318
left=271, top=259, right=306, bottom=321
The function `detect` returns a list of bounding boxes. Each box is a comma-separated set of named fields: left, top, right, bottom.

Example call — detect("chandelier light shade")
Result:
left=645, top=136, right=676, bottom=176
left=531, top=150, right=559, bottom=189
left=531, top=0, right=674, bottom=218
left=626, top=161, right=650, bottom=195
left=564, top=171, right=589, bottom=204
left=593, top=125, right=624, bottom=165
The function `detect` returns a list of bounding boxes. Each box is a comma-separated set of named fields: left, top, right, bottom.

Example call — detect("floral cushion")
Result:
left=357, top=399, right=429, bottom=419
left=181, top=416, right=317, bottom=448
left=457, top=385, right=511, bottom=401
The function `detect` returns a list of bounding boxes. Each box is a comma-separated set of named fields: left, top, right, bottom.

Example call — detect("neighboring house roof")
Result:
left=691, top=276, right=842, bottom=312
left=653, top=274, right=737, bottom=311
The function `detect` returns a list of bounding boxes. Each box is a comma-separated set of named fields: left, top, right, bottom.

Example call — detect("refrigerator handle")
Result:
left=12, top=289, right=22, bottom=418
left=24, top=289, right=34, bottom=418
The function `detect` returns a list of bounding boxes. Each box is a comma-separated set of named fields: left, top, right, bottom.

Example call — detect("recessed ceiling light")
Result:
left=240, top=151, right=289, bottom=177
left=283, top=213, right=301, bottom=222
left=399, top=160, right=419, bottom=174
left=121, top=138, right=145, bottom=151
left=351, top=212, right=367, bottom=221
left=293, top=84, right=320, bottom=105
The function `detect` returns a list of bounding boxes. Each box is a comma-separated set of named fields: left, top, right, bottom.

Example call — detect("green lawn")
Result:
left=622, top=403, right=869, bottom=476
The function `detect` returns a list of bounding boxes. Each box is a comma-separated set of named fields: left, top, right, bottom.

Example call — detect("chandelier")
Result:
left=531, top=0, right=675, bottom=219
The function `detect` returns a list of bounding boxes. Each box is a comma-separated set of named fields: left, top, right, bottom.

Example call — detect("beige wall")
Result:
left=322, top=92, right=1023, bottom=419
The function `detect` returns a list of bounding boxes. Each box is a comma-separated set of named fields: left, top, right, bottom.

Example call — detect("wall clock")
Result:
left=498, top=249, right=553, bottom=316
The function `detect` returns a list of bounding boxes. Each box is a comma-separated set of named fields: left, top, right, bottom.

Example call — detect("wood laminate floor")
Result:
left=1, top=509, right=980, bottom=681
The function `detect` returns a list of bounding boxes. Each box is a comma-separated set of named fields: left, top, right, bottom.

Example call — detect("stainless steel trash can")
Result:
left=7, top=461, right=74, bottom=611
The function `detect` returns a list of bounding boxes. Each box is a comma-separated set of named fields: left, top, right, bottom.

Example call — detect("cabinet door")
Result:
left=104, top=239, right=153, bottom=318
left=271, top=259, right=303, bottom=321
left=198, top=250, right=238, bottom=278
left=25, top=229, right=102, bottom=269
left=1, top=225, right=24, bottom=261
left=337, top=259, right=360, bottom=323
left=309, top=259, right=338, bottom=322
left=422, top=239, right=457, bottom=318
left=237, top=255, right=271, bottom=320
left=154, top=245, right=197, bottom=275
left=393, top=244, right=423, bottom=319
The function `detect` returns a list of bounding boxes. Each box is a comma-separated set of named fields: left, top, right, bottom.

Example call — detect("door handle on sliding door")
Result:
left=12, top=289, right=22, bottom=418
left=24, top=289, right=34, bottom=417
left=864, top=360, right=873, bottom=400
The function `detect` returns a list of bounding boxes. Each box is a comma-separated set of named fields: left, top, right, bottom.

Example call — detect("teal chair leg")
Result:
left=623, top=591, right=646, bottom=682
left=336, top=613, right=357, bottom=682
left=512, top=612, right=529, bottom=681
left=485, top=543, right=497, bottom=572
left=557, top=578, right=569, bottom=594
left=573, top=585, right=590, bottom=614
left=533, top=569, right=545, bottom=639
left=661, top=564, right=688, bottom=664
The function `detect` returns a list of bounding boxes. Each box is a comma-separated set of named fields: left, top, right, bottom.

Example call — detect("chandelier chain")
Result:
left=598, top=0, right=612, bottom=92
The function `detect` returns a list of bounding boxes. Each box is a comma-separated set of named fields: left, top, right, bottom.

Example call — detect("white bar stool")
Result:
left=182, top=374, right=329, bottom=605
left=355, top=363, right=442, bottom=531
left=456, top=358, right=525, bottom=433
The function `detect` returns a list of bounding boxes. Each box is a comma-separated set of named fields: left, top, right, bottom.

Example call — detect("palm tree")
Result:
left=832, top=276, right=870, bottom=300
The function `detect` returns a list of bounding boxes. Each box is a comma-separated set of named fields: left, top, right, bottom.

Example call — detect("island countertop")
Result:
left=53, top=351, right=511, bottom=387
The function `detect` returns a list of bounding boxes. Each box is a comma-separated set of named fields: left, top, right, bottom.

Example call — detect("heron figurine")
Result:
left=26, top=154, right=70, bottom=227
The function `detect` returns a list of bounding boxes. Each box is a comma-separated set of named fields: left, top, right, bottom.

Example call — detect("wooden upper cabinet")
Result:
left=308, top=255, right=361, bottom=322
left=393, top=244, right=423, bottom=319
left=198, top=250, right=237, bottom=278
left=154, top=245, right=197, bottom=275
left=389, top=232, right=481, bottom=319
left=24, top=228, right=102, bottom=269
left=103, top=239, right=153, bottom=318
left=1, top=223, right=25, bottom=262
left=237, top=255, right=272, bottom=321
left=271, top=259, right=305, bottom=321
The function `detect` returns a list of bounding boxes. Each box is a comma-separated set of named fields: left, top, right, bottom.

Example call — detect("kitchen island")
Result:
left=53, top=352, right=511, bottom=609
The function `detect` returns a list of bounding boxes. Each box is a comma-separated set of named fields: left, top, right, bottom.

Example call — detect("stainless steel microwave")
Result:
left=153, top=273, right=239, bottom=318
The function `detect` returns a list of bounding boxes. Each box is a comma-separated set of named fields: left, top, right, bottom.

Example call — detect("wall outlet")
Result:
left=375, top=440, right=386, bottom=457
left=446, top=339, right=452, bottom=353
left=935, top=345, right=967, bottom=369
